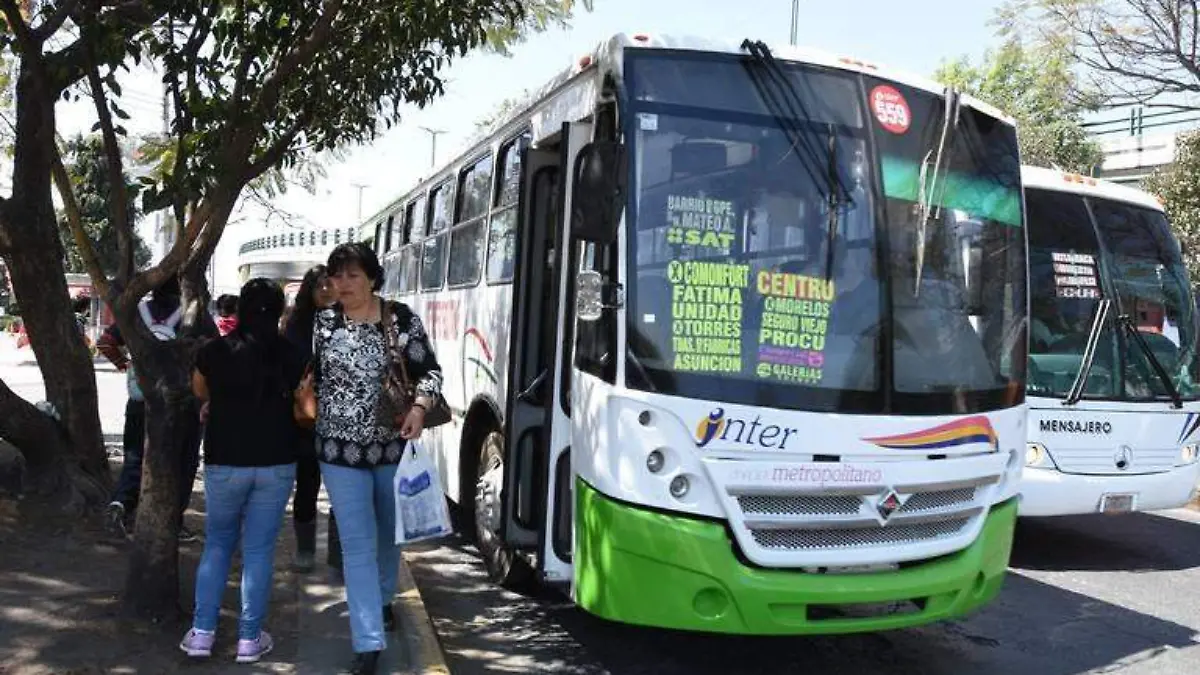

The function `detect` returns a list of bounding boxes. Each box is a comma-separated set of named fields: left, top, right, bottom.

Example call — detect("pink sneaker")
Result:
left=179, top=628, right=215, bottom=657
left=236, top=631, right=274, bottom=664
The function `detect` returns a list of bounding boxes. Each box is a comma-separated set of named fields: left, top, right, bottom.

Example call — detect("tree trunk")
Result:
left=118, top=200, right=227, bottom=618
left=0, top=376, right=107, bottom=509
left=0, top=53, right=110, bottom=510
left=121, top=338, right=197, bottom=620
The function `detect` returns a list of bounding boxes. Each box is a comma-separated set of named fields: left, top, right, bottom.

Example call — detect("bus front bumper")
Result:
left=1018, top=463, right=1200, bottom=517
left=574, top=479, right=1017, bottom=635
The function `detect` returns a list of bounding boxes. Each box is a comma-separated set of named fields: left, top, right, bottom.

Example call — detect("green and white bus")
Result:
left=363, top=33, right=1029, bottom=634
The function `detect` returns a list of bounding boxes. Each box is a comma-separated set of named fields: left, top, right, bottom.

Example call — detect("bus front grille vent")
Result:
left=749, top=518, right=971, bottom=551
left=737, top=494, right=861, bottom=516
left=898, top=487, right=977, bottom=513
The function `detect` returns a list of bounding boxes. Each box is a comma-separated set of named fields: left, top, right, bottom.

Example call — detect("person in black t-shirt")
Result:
left=179, top=278, right=305, bottom=664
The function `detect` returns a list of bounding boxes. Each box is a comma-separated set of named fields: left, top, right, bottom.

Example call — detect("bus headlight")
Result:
left=669, top=475, right=691, bottom=499
left=1180, top=444, right=1198, bottom=465
left=646, top=449, right=665, bottom=473
left=1025, top=442, right=1054, bottom=468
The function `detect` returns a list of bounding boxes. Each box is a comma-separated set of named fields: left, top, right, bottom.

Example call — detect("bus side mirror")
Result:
left=577, top=270, right=604, bottom=322
left=571, top=141, right=626, bottom=244
left=576, top=270, right=624, bottom=323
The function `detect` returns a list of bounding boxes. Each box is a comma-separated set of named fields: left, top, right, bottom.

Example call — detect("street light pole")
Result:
left=419, top=126, right=445, bottom=168
left=350, top=183, right=368, bottom=222
left=790, top=0, right=799, bottom=45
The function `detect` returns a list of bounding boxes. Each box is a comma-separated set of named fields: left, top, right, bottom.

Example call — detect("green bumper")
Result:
left=574, top=479, right=1017, bottom=635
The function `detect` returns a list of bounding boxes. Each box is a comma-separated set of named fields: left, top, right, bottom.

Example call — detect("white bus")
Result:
left=364, top=33, right=1029, bottom=634
left=1021, top=166, right=1200, bottom=516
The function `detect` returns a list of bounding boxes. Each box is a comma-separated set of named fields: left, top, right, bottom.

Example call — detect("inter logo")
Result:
left=695, top=408, right=727, bottom=448
left=693, top=407, right=798, bottom=450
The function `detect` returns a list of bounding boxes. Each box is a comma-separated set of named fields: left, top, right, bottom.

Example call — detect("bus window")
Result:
left=458, top=154, right=494, bottom=223
left=422, top=181, right=453, bottom=290
left=486, top=211, right=517, bottom=283
left=405, top=197, right=427, bottom=243
left=386, top=214, right=401, bottom=252
left=449, top=155, right=493, bottom=287
left=486, top=132, right=530, bottom=284
left=449, top=221, right=486, bottom=287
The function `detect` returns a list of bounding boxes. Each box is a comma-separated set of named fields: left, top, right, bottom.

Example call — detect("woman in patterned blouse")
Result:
left=314, top=243, right=443, bottom=675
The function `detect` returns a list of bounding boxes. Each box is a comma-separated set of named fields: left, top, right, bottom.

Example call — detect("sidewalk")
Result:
left=296, top=502, right=450, bottom=674
left=0, top=461, right=450, bottom=675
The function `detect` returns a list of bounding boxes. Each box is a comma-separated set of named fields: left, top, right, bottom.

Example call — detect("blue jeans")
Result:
left=320, top=462, right=400, bottom=653
left=192, top=464, right=296, bottom=639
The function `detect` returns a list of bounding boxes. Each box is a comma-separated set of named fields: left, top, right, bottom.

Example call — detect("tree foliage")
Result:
left=935, top=39, right=1103, bottom=173
left=0, top=0, right=594, bottom=619
left=996, top=0, right=1200, bottom=111
left=57, top=135, right=151, bottom=276
left=1145, top=131, right=1200, bottom=284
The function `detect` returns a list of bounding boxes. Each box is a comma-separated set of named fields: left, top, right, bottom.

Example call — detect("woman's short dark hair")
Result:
left=327, top=242, right=384, bottom=291
left=216, top=294, right=238, bottom=317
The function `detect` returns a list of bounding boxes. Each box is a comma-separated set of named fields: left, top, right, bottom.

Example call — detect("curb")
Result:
left=397, top=553, right=450, bottom=674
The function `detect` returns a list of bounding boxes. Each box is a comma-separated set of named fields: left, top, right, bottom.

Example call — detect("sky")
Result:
left=55, top=0, right=1010, bottom=293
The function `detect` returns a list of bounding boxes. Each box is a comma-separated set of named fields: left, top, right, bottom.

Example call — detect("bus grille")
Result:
left=737, top=494, right=861, bottom=516
left=900, top=487, right=977, bottom=513
left=750, top=517, right=971, bottom=551
left=1050, top=447, right=1177, bottom=475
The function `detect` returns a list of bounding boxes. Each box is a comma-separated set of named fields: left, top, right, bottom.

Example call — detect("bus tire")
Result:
left=474, top=430, right=533, bottom=589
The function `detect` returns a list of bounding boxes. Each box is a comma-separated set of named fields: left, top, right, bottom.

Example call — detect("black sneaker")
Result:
left=105, top=502, right=128, bottom=539
left=346, top=650, right=380, bottom=675
left=382, top=603, right=396, bottom=632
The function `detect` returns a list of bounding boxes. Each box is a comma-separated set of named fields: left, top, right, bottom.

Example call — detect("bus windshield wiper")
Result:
left=824, top=125, right=839, bottom=280
left=1117, top=313, right=1183, bottom=408
left=1064, top=298, right=1111, bottom=406
left=740, top=39, right=853, bottom=279
left=914, top=88, right=960, bottom=297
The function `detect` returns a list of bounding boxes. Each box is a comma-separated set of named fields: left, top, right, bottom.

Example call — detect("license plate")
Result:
left=1100, top=493, right=1135, bottom=514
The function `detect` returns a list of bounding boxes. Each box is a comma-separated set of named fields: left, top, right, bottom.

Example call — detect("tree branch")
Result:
left=0, top=0, right=42, bottom=57
left=44, top=2, right=167, bottom=92
left=49, top=144, right=112, bottom=302
left=230, top=0, right=255, bottom=108
left=254, top=0, right=345, bottom=116
left=31, top=0, right=81, bottom=42
left=122, top=197, right=218, bottom=306
left=244, top=109, right=314, bottom=179
left=82, top=39, right=134, bottom=285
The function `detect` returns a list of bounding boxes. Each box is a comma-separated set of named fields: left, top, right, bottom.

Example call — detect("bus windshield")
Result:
left=1027, top=187, right=1200, bottom=401
left=623, top=50, right=1027, bottom=414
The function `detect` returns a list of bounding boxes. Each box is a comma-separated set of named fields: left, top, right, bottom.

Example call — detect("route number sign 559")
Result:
left=870, top=85, right=911, bottom=135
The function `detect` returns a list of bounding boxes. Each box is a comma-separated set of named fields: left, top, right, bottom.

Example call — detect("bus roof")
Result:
left=358, top=32, right=1016, bottom=231
left=587, top=33, right=1014, bottom=124
left=1020, top=165, right=1164, bottom=213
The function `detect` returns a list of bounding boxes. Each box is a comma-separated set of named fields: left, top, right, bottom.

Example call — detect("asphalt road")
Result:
left=407, top=507, right=1200, bottom=675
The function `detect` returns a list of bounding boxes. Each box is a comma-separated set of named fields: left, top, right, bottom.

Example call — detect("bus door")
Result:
left=500, top=121, right=593, bottom=585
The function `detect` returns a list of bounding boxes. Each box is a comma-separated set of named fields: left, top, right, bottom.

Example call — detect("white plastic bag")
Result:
left=394, top=440, right=453, bottom=545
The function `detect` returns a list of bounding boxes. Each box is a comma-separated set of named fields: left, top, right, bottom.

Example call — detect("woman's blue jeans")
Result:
left=320, top=461, right=401, bottom=653
left=192, top=464, right=296, bottom=639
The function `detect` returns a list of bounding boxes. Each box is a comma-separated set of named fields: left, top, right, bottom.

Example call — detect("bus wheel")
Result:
left=474, top=430, right=533, bottom=589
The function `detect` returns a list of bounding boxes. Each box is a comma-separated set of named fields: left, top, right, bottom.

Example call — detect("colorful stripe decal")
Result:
left=1179, top=413, right=1200, bottom=444
left=864, top=415, right=998, bottom=451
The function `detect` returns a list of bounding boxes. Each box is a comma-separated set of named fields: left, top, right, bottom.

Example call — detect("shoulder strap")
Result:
left=380, top=300, right=412, bottom=390
left=163, top=306, right=183, bottom=328
left=137, top=300, right=153, bottom=326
